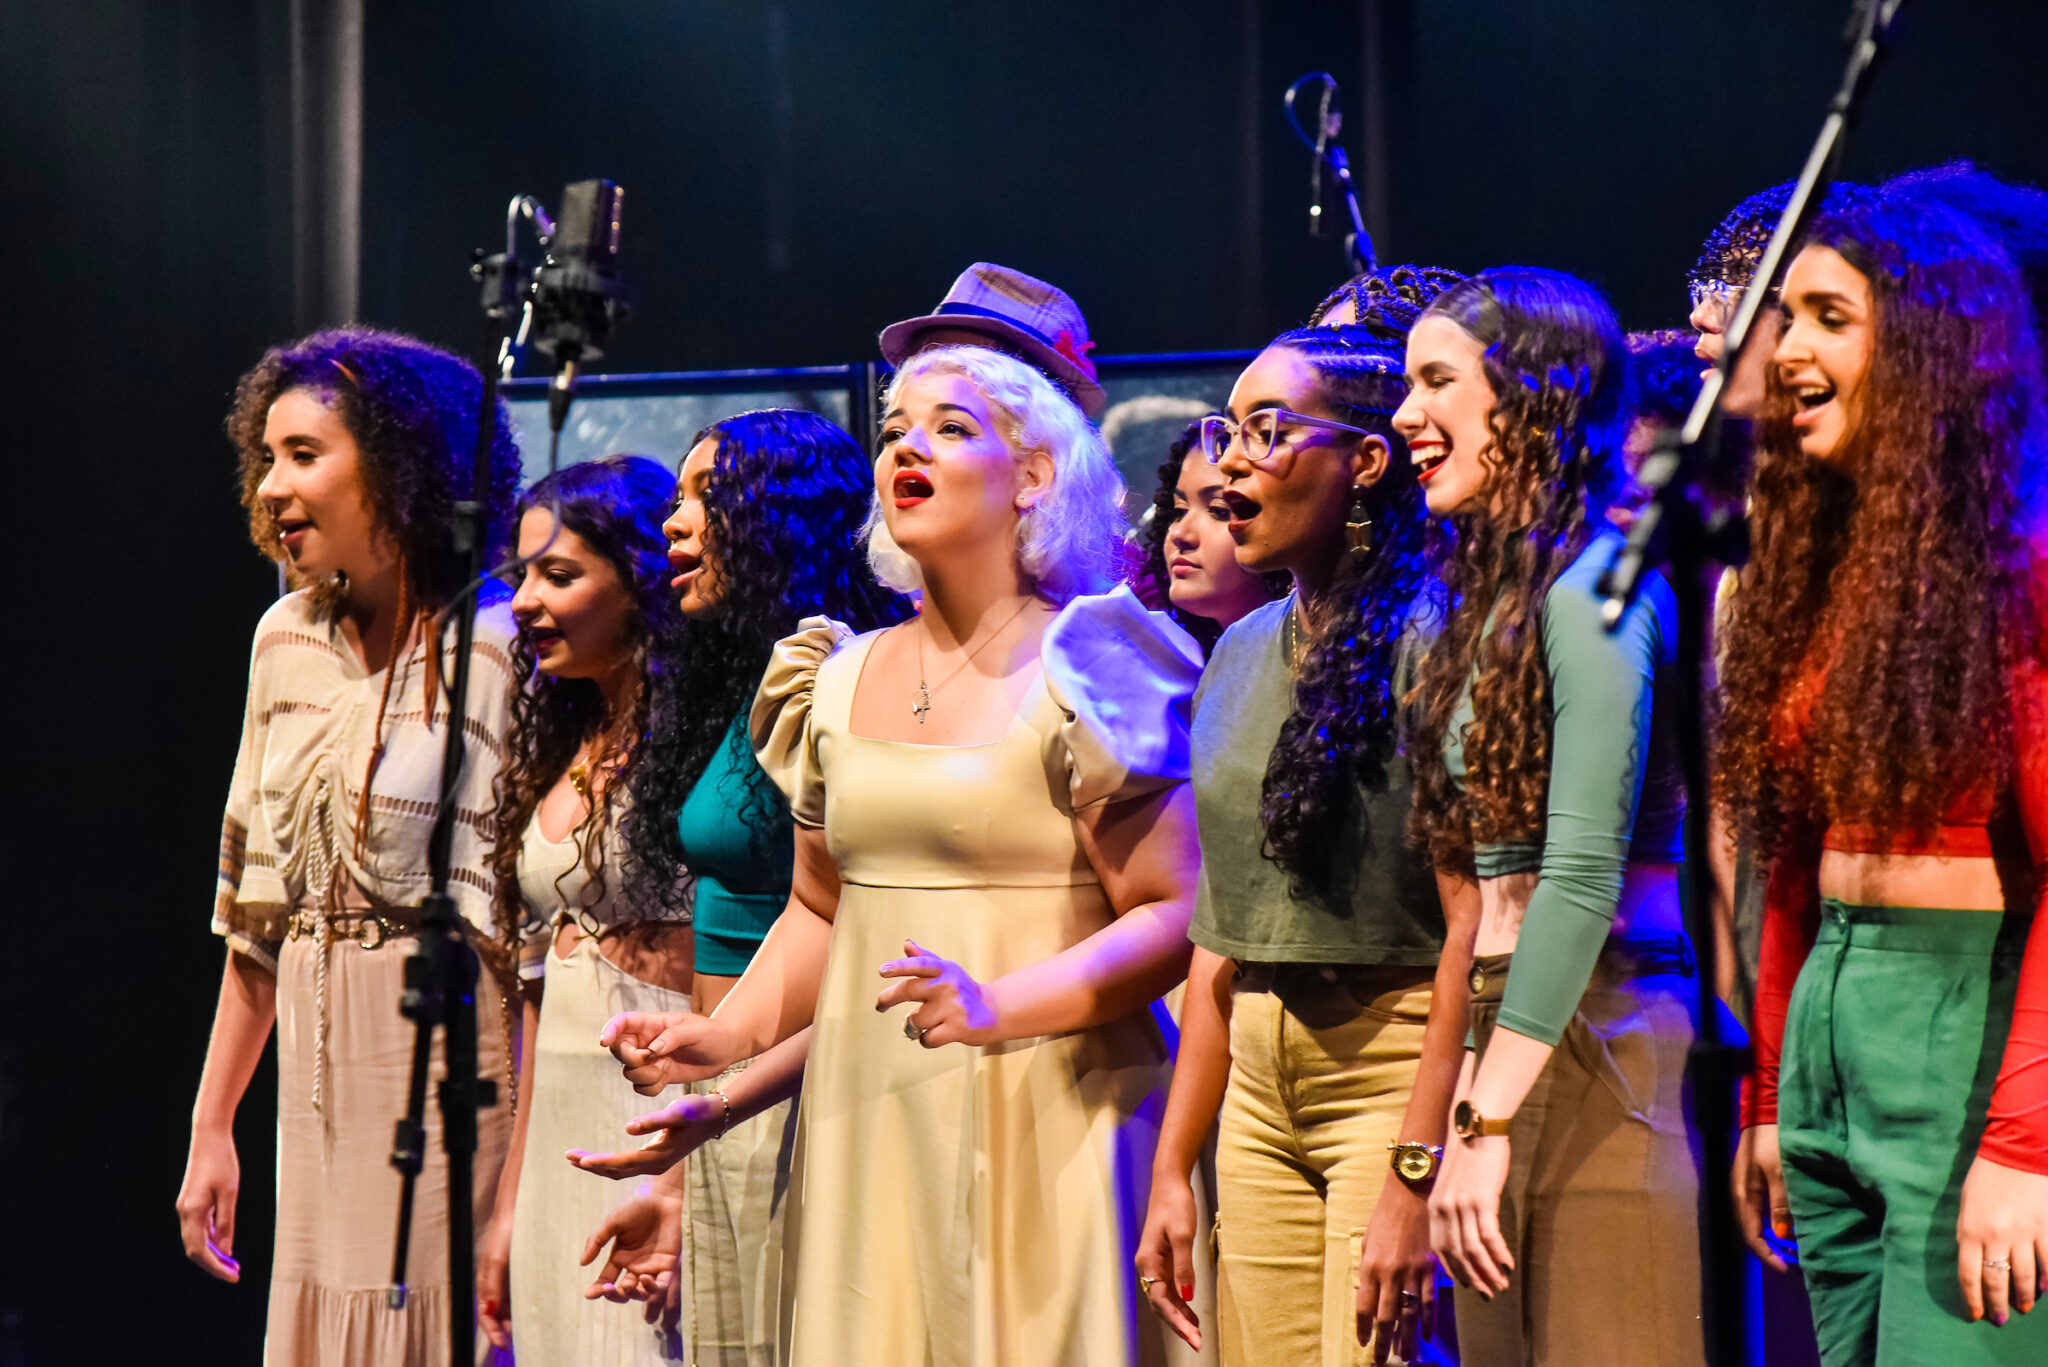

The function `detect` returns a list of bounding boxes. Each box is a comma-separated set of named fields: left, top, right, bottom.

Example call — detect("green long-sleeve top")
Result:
left=1446, top=528, right=1686, bottom=1046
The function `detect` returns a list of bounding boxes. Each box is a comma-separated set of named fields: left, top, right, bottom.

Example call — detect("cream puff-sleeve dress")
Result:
left=749, top=586, right=1207, bottom=1367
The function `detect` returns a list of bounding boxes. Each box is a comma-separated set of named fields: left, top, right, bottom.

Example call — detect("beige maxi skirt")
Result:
left=269, top=927, right=514, bottom=1367
left=510, top=933, right=693, bottom=1365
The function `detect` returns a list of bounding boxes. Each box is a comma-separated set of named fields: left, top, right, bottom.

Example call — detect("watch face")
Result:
left=1394, top=1146, right=1435, bottom=1181
left=1453, top=1100, right=1478, bottom=1137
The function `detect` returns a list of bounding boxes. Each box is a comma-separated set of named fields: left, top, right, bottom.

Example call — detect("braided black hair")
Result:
left=1259, top=264, right=1462, bottom=897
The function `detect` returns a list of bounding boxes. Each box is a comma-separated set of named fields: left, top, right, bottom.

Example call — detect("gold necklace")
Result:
left=913, top=597, right=1037, bottom=723
left=1285, top=600, right=1309, bottom=671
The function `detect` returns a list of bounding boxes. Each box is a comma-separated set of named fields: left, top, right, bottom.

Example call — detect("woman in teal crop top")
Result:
left=1396, top=269, right=1703, bottom=1366
left=572, top=409, right=905, bottom=1365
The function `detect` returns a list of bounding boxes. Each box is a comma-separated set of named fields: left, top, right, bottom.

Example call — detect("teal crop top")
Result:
left=1445, top=530, right=1686, bottom=1046
left=677, top=712, right=796, bottom=976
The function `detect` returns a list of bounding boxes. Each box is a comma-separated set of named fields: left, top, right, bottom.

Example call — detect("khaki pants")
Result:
left=1459, top=945, right=1705, bottom=1367
left=688, top=1061, right=798, bottom=1367
left=1215, top=963, right=1436, bottom=1367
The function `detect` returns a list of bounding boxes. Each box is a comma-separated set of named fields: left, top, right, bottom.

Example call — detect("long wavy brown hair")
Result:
left=1714, top=199, right=2046, bottom=856
left=1406, top=268, right=1632, bottom=865
left=487, top=456, right=685, bottom=966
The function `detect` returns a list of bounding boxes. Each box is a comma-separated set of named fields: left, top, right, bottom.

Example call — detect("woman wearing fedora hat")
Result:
left=597, top=343, right=1207, bottom=1366
left=879, top=261, right=1109, bottom=419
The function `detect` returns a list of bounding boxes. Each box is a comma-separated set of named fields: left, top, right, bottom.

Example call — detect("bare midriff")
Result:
left=1817, top=848, right=2007, bottom=911
left=553, top=919, right=696, bottom=997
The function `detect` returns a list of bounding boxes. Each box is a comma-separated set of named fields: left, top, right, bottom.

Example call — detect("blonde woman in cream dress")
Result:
left=599, top=346, right=1211, bottom=1366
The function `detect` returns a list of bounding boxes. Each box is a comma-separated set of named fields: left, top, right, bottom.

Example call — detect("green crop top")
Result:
left=676, top=713, right=795, bottom=976
left=1446, top=530, right=1686, bottom=1046
left=1188, top=593, right=1445, bottom=965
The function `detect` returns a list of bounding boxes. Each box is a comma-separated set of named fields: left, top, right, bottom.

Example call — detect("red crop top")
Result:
left=1743, top=606, right=2048, bottom=1174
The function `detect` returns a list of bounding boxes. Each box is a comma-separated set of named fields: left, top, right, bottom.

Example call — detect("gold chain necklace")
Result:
left=1285, top=600, right=1308, bottom=671
left=913, top=597, right=1036, bottom=723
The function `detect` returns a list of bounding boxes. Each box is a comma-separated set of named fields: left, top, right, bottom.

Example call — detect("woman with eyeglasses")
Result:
left=1134, top=267, right=1481, bottom=1367
left=1397, top=269, right=1702, bottom=1366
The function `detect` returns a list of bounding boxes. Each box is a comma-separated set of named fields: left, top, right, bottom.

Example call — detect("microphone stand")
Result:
left=1285, top=72, right=1377, bottom=277
left=1596, top=5, right=1902, bottom=1365
left=383, top=200, right=535, bottom=1364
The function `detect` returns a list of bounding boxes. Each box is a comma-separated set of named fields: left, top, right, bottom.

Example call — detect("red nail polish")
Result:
left=1179, top=1283, right=1194, bottom=1301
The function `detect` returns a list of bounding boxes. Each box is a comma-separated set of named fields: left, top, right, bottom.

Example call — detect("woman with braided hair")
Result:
left=1134, top=266, right=1481, bottom=1367
left=1398, top=269, right=1702, bottom=1365
left=176, top=327, right=523, bottom=1365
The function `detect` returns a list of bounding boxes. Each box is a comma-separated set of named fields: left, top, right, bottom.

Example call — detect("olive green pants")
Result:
left=1459, top=942, right=1706, bottom=1367
left=1778, top=901, right=2045, bottom=1366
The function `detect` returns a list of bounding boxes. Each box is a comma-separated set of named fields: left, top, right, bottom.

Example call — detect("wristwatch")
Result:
left=1387, top=1141, right=1444, bottom=1183
left=1452, top=1100, right=1513, bottom=1140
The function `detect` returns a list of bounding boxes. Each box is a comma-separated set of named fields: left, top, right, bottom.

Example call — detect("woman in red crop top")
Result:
left=1715, top=197, right=2048, bottom=1363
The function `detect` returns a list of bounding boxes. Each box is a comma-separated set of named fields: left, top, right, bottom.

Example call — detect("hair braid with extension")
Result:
left=1256, top=264, right=1463, bottom=898
left=1405, top=268, right=1633, bottom=867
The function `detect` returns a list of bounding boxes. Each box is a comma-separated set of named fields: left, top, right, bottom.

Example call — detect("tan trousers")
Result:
left=1459, top=947, right=1705, bottom=1367
left=1215, top=963, right=1434, bottom=1367
left=687, top=1060, right=797, bottom=1367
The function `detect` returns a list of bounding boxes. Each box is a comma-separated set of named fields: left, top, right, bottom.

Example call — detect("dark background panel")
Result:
left=4, top=2, right=2044, bottom=1363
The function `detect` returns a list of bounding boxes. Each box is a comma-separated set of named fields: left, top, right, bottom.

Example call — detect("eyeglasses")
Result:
left=1199, top=408, right=1373, bottom=469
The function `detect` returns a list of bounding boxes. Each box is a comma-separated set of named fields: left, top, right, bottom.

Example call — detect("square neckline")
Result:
left=840, top=627, right=1047, bottom=751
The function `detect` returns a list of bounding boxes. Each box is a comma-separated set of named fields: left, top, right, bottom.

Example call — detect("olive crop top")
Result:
left=1446, top=529, right=1687, bottom=1047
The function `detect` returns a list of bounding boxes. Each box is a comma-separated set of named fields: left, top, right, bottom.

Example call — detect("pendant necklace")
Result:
left=914, top=597, right=1036, bottom=723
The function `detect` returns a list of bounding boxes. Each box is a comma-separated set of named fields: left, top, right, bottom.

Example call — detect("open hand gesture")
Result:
left=568, top=1092, right=728, bottom=1180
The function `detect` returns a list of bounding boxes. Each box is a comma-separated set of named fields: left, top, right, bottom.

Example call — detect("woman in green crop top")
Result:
left=1397, top=269, right=1700, bottom=1366
left=570, top=410, right=905, bottom=1366
left=1135, top=268, right=1483, bottom=1367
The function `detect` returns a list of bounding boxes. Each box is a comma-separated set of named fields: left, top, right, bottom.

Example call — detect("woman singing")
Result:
left=1134, top=265, right=1481, bottom=1367
left=1397, top=270, right=1702, bottom=1365
left=602, top=346, right=1206, bottom=1366
left=1719, top=198, right=2048, bottom=1363
left=575, top=409, right=905, bottom=1366
left=176, top=327, right=523, bottom=1365
left=477, top=455, right=694, bottom=1363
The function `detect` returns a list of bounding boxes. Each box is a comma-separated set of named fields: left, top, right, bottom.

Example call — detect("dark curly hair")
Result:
left=1714, top=199, right=2047, bottom=858
left=1256, top=263, right=1462, bottom=897
left=1309, top=264, right=1471, bottom=336
left=1883, top=161, right=2048, bottom=365
left=1688, top=180, right=1879, bottom=296
left=1140, top=419, right=1289, bottom=653
left=1407, top=268, right=1632, bottom=865
left=625, top=410, right=908, bottom=905
left=487, top=455, right=684, bottom=962
left=227, top=326, right=521, bottom=612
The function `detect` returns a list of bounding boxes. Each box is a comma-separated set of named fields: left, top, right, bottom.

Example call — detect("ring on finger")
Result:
left=1986, top=1255, right=2013, bottom=1271
left=904, top=1019, right=927, bottom=1042
left=1138, top=1275, right=1157, bottom=1293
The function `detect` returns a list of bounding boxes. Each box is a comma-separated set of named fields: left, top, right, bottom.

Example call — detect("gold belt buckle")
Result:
left=1469, top=964, right=1487, bottom=995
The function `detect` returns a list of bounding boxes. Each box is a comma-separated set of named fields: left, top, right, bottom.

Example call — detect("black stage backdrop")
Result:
left=5, top=2, right=2045, bottom=1362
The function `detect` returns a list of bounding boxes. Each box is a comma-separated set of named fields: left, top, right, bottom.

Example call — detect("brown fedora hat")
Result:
left=878, top=262, right=1107, bottom=418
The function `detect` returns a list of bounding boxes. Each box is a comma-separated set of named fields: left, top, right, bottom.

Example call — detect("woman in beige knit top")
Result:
left=175, top=327, right=524, bottom=1366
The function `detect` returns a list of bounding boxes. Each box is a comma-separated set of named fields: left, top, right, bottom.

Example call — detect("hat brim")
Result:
left=877, top=313, right=1107, bottom=418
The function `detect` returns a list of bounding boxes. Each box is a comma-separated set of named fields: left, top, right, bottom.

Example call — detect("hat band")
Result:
left=932, top=300, right=1064, bottom=352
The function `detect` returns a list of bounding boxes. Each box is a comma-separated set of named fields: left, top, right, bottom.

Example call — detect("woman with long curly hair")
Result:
left=1396, top=269, right=1701, bottom=1364
left=1138, top=418, right=1289, bottom=653
left=1133, top=267, right=1482, bottom=1367
left=472, top=455, right=693, bottom=1363
left=570, top=409, right=905, bottom=1366
left=176, top=327, right=523, bottom=1365
left=1718, top=198, right=2048, bottom=1362
left=597, top=345, right=1206, bottom=1366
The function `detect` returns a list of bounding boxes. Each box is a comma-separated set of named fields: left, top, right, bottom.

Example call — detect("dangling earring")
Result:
left=1345, top=485, right=1374, bottom=560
